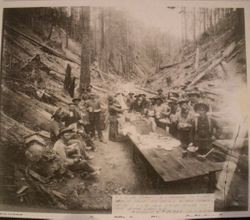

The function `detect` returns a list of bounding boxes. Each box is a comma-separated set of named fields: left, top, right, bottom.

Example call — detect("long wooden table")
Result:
left=129, top=133, right=222, bottom=182
left=123, top=113, right=224, bottom=191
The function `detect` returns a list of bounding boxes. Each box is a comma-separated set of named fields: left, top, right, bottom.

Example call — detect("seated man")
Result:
left=64, top=102, right=81, bottom=127
left=50, top=107, right=64, bottom=143
left=53, top=127, right=97, bottom=175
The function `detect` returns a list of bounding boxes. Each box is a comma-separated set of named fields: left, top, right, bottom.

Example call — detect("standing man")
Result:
left=85, top=93, right=105, bottom=142
left=153, top=97, right=171, bottom=129
left=168, top=98, right=179, bottom=137
left=108, top=96, right=123, bottom=141
left=191, top=102, right=219, bottom=154
left=130, top=94, right=144, bottom=113
left=157, top=89, right=165, bottom=100
left=175, top=98, right=194, bottom=149
left=126, top=92, right=135, bottom=109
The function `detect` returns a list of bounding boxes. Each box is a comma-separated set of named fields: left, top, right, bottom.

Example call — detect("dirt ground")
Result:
left=49, top=128, right=218, bottom=212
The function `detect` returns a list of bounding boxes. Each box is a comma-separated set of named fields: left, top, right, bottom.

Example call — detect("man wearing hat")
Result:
left=85, top=93, right=105, bottom=142
left=126, top=92, right=135, bottom=109
left=186, top=91, right=201, bottom=112
left=64, top=101, right=81, bottom=127
left=50, top=107, right=64, bottom=143
left=130, top=94, right=144, bottom=113
left=174, top=98, right=194, bottom=149
left=108, top=95, right=124, bottom=141
left=191, top=102, right=219, bottom=154
left=157, top=88, right=165, bottom=100
left=168, top=98, right=178, bottom=137
left=53, top=127, right=96, bottom=174
left=153, top=96, right=170, bottom=129
left=141, top=94, right=150, bottom=110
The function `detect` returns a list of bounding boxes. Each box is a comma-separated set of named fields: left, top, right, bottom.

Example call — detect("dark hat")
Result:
left=72, top=97, right=81, bottom=102
left=51, top=107, right=62, bottom=119
left=155, top=96, right=164, bottom=102
left=59, top=127, right=74, bottom=136
left=178, top=98, right=188, bottom=104
left=107, top=95, right=113, bottom=102
left=194, top=102, right=209, bottom=112
left=157, top=89, right=163, bottom=92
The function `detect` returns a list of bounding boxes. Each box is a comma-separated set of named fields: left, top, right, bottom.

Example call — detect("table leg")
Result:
left=208, top=172, right=216, bottom=193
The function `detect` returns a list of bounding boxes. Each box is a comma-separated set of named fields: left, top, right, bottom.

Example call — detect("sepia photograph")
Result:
left=0, top=2, right=248, bottom=215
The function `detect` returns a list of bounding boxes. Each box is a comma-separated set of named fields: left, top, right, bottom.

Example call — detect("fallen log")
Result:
left=189, top=56, right=224, bottom=87
left=5, top=24, right=80, bottom=65
left=0, top=111, right=33, bottom=146
left=5, top=34, right=34, bottom=57
left=1, top=85, right=54, bottom=131
left=135, top=86, right=157, bottom=95
left=159, top=62, right=180, bottom=70
left=92, top=85, right=109, bottom=93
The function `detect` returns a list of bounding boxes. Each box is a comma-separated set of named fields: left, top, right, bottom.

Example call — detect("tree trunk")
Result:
left=79, top=7, right=91, bottom=94
left=203, top=8, right=206, bottom=32
left=193, top=8, right=196, bottom=44
left=184, top=8, right=187, bottom=44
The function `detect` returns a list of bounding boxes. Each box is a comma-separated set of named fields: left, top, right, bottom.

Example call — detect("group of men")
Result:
left=125, top=88, right=220, bottom=154
left=49, top=86, right=106, bottom=177
left=48, top=84, right=220, bottom=178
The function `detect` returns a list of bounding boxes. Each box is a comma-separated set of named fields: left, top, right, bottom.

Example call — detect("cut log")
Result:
left=4, top=24, right=80, bottom=65
left=1, top=85, right=54, bottom=131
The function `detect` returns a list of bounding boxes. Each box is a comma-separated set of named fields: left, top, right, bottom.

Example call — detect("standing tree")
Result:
left=79, top=7, right=91, bottom=94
